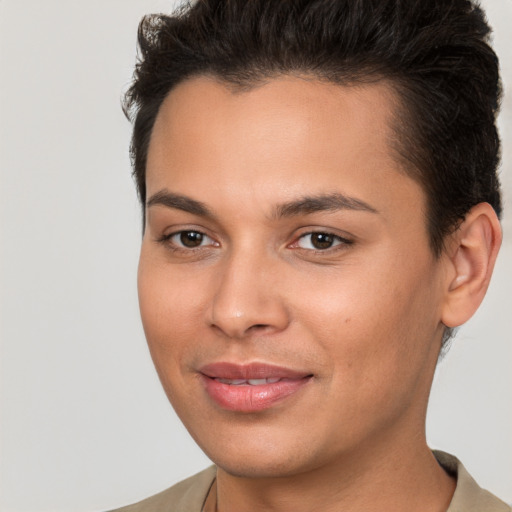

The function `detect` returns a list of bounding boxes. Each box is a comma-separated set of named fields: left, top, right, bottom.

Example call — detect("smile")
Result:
left=215, top=377, right=282, bottom=385
left=199, top=362, right=312, bottom=412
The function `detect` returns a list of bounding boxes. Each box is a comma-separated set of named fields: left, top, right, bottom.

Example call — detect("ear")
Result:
left=441, top=202, right=502, bottom=328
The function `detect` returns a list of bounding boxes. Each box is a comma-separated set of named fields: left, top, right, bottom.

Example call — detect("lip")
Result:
left=199, top=362, right=312, bottom=412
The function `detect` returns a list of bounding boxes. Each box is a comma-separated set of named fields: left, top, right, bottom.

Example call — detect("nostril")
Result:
left=247, top=324, right=273, bottom=334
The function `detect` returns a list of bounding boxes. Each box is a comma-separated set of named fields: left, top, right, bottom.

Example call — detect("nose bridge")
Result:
left=209, top=244, right=288, bottom=338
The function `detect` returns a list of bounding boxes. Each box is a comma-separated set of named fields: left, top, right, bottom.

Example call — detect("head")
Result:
left=123, top=0, right=503, bottom=479
left=123, top=0, right=502, bottom=347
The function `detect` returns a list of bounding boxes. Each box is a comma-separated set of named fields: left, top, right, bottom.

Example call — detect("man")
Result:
left=113, top=0, right=509, bottom=510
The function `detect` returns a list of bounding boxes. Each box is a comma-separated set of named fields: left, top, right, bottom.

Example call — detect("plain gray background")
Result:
left=0, top=1, right=511, bottom=511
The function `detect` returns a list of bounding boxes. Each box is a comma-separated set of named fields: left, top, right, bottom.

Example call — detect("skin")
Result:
left=138, top=76, right=500, bottom=512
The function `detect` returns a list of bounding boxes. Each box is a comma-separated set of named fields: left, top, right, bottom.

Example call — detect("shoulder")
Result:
left=107, top=466, right=217, bottom=512
left=434, top=451, right=511, bottom=512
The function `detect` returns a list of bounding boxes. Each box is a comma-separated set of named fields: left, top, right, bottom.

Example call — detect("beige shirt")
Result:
left=110, top=451, right=511, bottom=512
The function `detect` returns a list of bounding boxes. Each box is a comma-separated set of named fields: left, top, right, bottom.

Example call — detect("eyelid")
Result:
left=155, top=226, right=353, bottom=253
left=289, top=230, right=354, bottom=251
left=157, top=228, right=220, bottom=249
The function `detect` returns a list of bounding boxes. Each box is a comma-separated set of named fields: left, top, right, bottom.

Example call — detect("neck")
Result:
left=214, top=435, right=455, bottom=512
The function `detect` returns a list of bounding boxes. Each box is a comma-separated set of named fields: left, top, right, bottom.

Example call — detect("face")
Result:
left=139, top=76, right=448, bottom=478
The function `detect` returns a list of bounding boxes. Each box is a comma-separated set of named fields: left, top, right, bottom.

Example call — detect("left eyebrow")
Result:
left=272, top=193, right=379, bottom=219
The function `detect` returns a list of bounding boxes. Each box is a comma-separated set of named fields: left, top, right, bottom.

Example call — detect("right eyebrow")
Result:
left=146, top=189, right=214, bottom=218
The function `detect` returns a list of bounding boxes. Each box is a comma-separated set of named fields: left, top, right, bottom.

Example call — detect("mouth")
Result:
left=215, top=377, right=282, bottom=385
left=199, top=362, right=313, bottom=412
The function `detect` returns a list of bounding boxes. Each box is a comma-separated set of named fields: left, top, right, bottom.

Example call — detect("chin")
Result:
left=211, top=453, right=310, bottom=479
left=193, top=428, right=327, bottom=479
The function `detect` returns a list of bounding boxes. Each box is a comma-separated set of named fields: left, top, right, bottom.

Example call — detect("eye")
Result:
left=295, top=232, right=350, bottom=250
left=167, top=230, right=217, bottom=249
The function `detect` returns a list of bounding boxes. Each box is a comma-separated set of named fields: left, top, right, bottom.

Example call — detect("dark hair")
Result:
left=123, top=0, right=502, bottom=258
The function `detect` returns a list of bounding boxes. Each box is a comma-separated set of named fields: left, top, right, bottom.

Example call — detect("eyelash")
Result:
left=157, top=230, right=218, bottom=252
left=156, top=230, right=353, bottom=253
left=291, top=231, right=353, bottom=252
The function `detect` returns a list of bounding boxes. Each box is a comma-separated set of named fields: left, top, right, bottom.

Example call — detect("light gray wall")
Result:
left=0, top=1, right=510, bottom=511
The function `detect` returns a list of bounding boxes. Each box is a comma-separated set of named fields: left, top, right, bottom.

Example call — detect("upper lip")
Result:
left=199, top=362, right=311, bottom=380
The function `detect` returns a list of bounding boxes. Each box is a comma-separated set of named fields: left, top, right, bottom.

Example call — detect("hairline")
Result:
left=141, top=70, right=440, bottom=251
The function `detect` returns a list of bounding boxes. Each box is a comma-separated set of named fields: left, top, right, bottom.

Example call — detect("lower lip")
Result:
left=201, top=376, right=311, bottom=412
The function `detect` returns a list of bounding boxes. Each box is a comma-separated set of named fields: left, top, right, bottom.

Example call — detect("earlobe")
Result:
left=441, top=203, right=502, bottom=328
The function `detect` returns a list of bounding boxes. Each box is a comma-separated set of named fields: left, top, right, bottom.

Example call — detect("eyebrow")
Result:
left=147, top=190, right=214, bottom=218
left=146, top=189, right=378, bottom=219
left=273, top=193, right=378, bottom=218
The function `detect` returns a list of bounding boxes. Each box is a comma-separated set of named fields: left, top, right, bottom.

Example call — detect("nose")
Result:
left=208, top=249, right=290, bottom=339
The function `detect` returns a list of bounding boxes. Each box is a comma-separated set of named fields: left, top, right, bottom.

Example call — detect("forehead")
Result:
left=154, top=74, right=398, bottom=128
left=146, top=75, right=425, bottom=225
left=149, top=75, right=400, bottom=170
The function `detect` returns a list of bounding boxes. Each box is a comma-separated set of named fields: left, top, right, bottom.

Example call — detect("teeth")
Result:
left=217, top=378, right=247, bottom=385
left=216, top=378, right=281, bottom=385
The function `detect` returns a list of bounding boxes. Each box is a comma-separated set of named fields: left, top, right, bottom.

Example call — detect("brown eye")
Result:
left=310, top=233, right=335, bottom=249
left=179, top=231, right=205, bottom=247
left=162, top=230, right=218, bottom=253
left=296, top=232, right=350, bottom=251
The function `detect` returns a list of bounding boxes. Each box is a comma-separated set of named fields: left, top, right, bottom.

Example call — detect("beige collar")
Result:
left=202, top=477, right=217, bottom=512
left=200, top=452, right=510, bottom=512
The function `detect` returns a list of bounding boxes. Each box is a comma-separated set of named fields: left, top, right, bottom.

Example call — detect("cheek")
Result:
left=294, top=253, right=441, bottom=381
left=137, top=255, right=205, bottom=409
left=137, top=250, right=205, bottom=360
left=293, top=268, right=439, bottom=445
